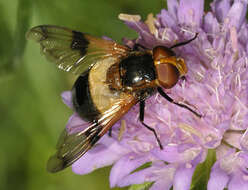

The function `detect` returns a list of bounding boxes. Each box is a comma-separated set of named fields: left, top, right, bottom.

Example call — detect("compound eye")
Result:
left=155, top=63, right=179, bottom=89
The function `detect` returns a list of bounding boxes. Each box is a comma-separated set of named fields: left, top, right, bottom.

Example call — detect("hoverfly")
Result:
left=26, top=25, right=200, bottom=173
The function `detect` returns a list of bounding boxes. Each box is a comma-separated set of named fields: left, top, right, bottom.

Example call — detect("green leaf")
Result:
left=128, top=182, right=153, bottom=190
left=191, top=149, right=216, bottom=190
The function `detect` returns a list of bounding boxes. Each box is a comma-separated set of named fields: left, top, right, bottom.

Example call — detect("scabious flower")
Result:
left=62, top=0, right=248, bottom=189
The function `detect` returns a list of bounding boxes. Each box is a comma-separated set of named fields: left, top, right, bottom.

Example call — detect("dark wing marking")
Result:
left=47, top=122, right=101, bottom=173
left=47, top=94, right=137, bottom=173
left=26, top=25, right=130, bottom=74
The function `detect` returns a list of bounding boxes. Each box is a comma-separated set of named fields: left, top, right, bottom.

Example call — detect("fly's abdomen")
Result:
left=72, top=73, right=100, bottom=122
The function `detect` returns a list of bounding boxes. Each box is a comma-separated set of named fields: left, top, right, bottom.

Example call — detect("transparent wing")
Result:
left=47, top=122, right=100, bottom=173
left=47, top=93, right=137, bottom=173
left=26, top=25, right=130, bottom=74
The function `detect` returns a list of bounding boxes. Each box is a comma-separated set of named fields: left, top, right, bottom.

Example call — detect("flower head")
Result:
left=63, top=0, right=248, bottom=189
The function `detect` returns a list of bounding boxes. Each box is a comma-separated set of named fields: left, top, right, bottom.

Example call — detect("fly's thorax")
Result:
left=119, top=53, right=156, bottom=87
left=106, top=52, right=157, bottom=99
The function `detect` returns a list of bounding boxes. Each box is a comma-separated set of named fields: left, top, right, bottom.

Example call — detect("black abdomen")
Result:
left=72, top=74, right=100, bottom=122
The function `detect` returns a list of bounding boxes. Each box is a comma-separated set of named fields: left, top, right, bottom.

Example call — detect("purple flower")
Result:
left=62, top=0, right=248, bottom=189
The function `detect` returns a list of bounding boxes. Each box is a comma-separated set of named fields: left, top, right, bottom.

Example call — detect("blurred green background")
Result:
left=0, top=0, right=213, bottom=190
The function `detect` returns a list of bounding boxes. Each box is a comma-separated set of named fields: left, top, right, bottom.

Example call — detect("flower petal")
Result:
left=225, top=1, right=247, bottom=30
left=117, top=167, right=155, bottom=187
left=118, top=163, right=176, bottom=189
left=150, top=164, right=176, bottom=190
left=72, top=135, right=129, bottom=175
left=207, top=162, right=229, bottom=190
left=152, top=145, right=201, bottom=163
left=228, top=171, right=248, bottom=190
left=109, top=153, right=150, bottom=187
left=159, top=9, right=177, bottom=29
left=239, top=152, right=248, bottom=168
left=212, top=0, right=231, bottom=22
left=167, top=0, right=179, bottom=20
left=151, top=145, right=183, bottom=163
left=119, top=19, right=157, bottom=48
left=66, top=113, right=88, bottom=134
left=224, top=131, right=242, bottom=149
left=240, top=129, right=248, bottom=151
left=173, top=163, right=196, bottom=190
left=204, top=12, right=220, bottom=36
left=177, top=0, right=204, bottom=27
left=61, top=91, right=73, bottom=108
left=150, top=179, right=172, bottom=190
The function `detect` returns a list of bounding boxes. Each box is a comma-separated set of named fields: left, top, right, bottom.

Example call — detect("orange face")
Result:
left=153, top=46, right=187, bottom=89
